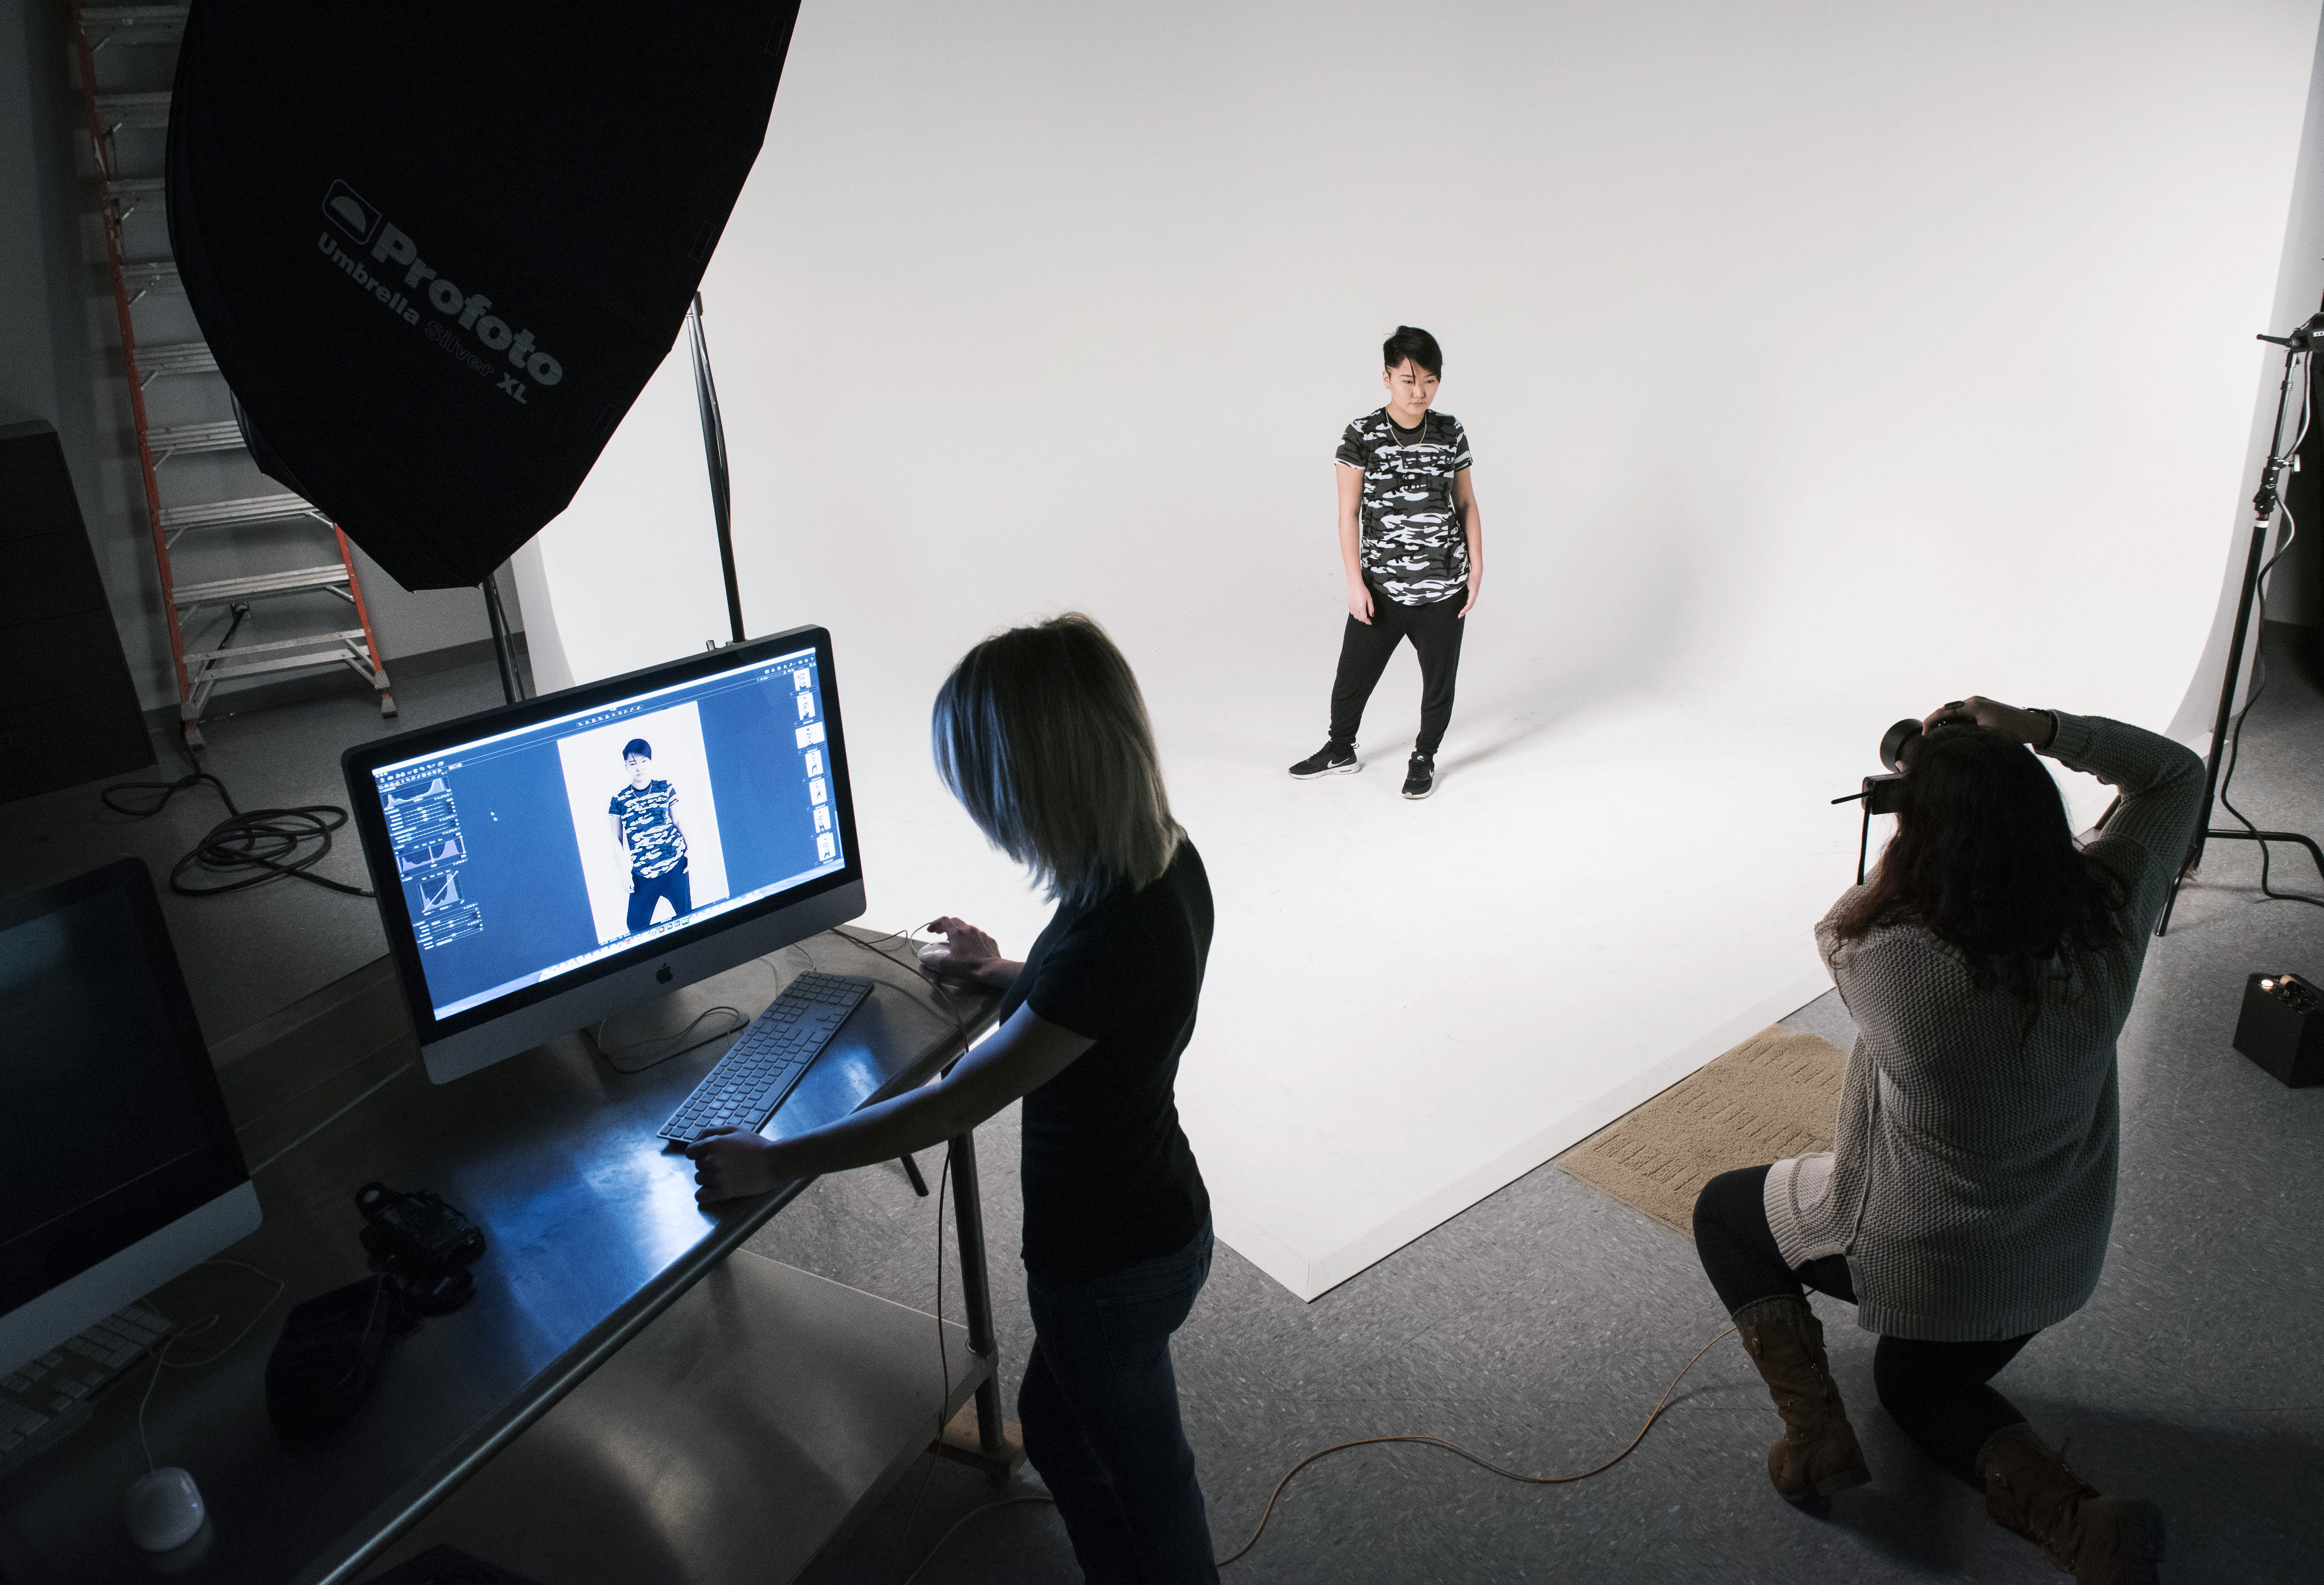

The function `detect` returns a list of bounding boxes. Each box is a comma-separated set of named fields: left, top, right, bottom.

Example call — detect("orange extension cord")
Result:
left=844, top=928, right=1748, bottom=1579
left=901, top=1322, right=1741, bottom=1578
left=1211, top=1323, right=1739, bottom=1567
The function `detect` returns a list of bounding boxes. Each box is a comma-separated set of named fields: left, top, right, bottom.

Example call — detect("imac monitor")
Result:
left=0, top=859, right=261, bottom=1379
left=341, top=626, right=866, bottom=1083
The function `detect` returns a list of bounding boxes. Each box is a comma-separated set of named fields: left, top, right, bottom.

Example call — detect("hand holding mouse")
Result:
left=922, top=916, right=1018, bottom=987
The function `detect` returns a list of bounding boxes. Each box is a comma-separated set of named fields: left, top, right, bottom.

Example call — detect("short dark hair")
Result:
left=621, top=738, right=652, bottom=761
left=1383, top=325, right=1442, bottom=377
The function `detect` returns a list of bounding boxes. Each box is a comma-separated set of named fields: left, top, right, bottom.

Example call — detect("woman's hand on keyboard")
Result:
left=686, top=1126, right=787, bottom=1205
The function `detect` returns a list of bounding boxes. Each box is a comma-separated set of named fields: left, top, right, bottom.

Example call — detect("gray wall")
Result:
left=0, top=2, right=506, bottom=715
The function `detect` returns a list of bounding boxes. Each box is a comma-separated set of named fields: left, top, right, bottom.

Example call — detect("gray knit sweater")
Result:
left=1765, top=712, right=2203, bottom=1341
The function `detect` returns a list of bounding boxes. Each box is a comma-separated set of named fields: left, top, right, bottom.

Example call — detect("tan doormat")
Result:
left=1558, top=1025, right=1847, bottom=1237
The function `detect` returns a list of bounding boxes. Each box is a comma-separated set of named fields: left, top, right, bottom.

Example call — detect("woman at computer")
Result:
left=1690, top=696, right=2200, bottom=1585
left=688, top=612, right=1219, bottom=1583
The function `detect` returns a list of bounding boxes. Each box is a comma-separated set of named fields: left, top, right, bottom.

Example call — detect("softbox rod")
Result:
left=481, top=570, right=523, bottom=705
left=686, top=293, right=746, bottom=646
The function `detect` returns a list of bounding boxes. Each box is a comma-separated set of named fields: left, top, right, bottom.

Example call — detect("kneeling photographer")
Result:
left=1692, top=697, right=2199, bottom=1585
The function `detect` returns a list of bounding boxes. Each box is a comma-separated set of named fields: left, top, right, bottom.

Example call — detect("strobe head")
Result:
left=2257, top=310, right=2324, bottom=351
left=1879, top=718, right=1923, bottom=774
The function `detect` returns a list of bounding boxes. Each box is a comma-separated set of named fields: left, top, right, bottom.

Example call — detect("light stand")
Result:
left=2154, top=312, right=2324, bottom=937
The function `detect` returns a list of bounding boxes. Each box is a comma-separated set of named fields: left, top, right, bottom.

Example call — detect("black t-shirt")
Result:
left=998, top=839, right=1213, bottom=1281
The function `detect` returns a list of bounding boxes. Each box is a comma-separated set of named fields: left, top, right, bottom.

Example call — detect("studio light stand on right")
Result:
left=2154, top=309, right=2324, bottom=937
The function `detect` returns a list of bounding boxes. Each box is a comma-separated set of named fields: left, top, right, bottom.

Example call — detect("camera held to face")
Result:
left=1832, top=719, right=1930, bottom=882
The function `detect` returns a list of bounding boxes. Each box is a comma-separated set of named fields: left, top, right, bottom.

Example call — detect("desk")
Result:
left=0, top=928, right=1003, bottom=1585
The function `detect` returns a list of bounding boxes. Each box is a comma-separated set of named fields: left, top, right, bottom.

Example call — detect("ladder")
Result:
left=70, top=3, right=395, bottom=750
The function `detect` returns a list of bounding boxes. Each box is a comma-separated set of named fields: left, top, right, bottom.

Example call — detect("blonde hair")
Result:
left=931, top=613, right=1181, bottom=905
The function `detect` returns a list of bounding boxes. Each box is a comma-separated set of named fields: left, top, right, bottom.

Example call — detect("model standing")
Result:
left=1288, top=325, right=1483, bottom=800
left=608, top=737, right=692, bottom=934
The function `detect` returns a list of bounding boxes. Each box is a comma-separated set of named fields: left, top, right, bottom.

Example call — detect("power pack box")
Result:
left=2232, top=973, right=2324, bottom=1088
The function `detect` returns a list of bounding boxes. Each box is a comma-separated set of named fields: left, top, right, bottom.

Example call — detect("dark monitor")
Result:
left=341, top=626, right=866, bottom=1082
left=0, top=860, right=260, bottom=1377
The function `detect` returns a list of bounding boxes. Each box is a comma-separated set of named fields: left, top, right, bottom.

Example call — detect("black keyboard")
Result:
left=656, top=972, right=873, bottom=1144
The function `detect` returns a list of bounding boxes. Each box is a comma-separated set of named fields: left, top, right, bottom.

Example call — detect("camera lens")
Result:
left=1880, top=719, right=1922, bottom=772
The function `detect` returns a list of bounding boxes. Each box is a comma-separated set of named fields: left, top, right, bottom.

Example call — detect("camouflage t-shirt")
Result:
left=609, top=779, right=687, bottom=878
left=1335, top=408, right=1473, bottom=606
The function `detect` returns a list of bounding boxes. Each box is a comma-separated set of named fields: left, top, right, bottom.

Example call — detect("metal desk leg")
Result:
left=939, top=1129, right=1025, bottom=1478
left=946, top=1130, right=1003, bottom=1450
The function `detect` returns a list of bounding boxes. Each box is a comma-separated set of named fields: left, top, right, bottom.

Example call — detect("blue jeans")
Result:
left=1020, top=1219, right=1218, bottom=1584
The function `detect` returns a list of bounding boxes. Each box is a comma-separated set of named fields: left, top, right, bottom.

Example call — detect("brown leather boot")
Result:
left=1980, top=1423, right=2165, bottom=1584
left=1731, top=1295, right=1872, bottom=1504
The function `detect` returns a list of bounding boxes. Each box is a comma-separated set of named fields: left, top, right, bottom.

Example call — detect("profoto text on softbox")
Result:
left=167, top=0, right=800, bottom=590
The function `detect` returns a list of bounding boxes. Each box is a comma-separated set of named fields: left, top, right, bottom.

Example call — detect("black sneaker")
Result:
left=1401, top=753, right=1436, bottom=800
left=1289, top=742, right=1359, bottom=778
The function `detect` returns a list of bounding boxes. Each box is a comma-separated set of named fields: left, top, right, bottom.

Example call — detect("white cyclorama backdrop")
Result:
left=524, top=1, right=2321, bottom=1299
left=555, top=703, right=733, bottom=945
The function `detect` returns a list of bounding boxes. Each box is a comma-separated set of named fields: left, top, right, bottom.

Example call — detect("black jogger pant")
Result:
left=1693, top=1165, right=2036, bottom=1488
left=626, top=862, right=692, bottom=934
left=1328, top=582, right=1465, bottom=757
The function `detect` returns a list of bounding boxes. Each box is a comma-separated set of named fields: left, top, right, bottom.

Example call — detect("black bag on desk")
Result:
left=264, top=1275, right=401, bottom=1434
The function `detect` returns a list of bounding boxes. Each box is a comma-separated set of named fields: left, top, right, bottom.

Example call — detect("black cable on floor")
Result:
left=2215, top=354, right=2324, bottom=911
left=101, top=768, right=373, bottom=898
left=2215, top=662, right=2322, bottom=909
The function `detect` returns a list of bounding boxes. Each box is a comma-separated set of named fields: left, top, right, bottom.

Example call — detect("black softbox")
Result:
left=167, top=2, right=798, bottom=590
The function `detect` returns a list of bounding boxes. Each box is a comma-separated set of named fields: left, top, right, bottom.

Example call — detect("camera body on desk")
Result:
left=2232, top=974, right=2324, bottom=1087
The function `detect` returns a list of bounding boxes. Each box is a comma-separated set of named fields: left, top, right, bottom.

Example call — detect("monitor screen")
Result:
left=342, top=627, right=864, bottom=1072
left=0, top=860, right=255, bottom=1370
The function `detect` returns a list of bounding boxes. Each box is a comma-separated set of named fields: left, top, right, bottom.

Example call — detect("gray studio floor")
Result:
left=14, top=641, right=2320, bottom=1583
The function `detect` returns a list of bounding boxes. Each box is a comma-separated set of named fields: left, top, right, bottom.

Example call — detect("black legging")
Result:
left=1693, top=1165, right=2034, bottom=1488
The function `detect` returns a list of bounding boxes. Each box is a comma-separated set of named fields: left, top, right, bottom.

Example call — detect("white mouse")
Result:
left=123, top=1466, right=205, bottom=1552
left=916, top=940, right=952, bottom=970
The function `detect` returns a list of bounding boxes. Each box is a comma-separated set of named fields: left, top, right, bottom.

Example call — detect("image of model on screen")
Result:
left=1288, top=324, right=1483, bottom=802
left=688, top=614, right=1220, bottom=1582
left=608, top=738, right=692, bottom=934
